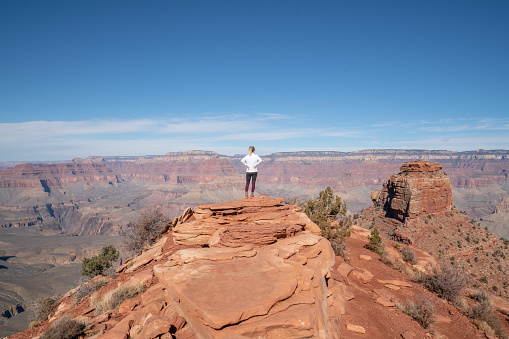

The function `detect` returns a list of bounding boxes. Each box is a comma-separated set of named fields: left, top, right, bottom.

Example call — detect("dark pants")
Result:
left=245, top=172, right=258, bottom=193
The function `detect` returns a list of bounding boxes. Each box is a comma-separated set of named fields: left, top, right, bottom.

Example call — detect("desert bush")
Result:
left=123, top=210, right=170, bottom=255
left=28, top=297, right=58, bottom=322
left=93, top=283, right=144, bottom=314
left=484, top=313, right=509, bottom=339
left=366, top=227, right=384, bottom=255
left=288, top=187, right=351, bottom=257
left=468, top=291, right=508, bottom=339
left=400, top=247, right=418, bottom=265
left=416, top=261, right=467, bottom=302
left=81, top=245, right=119, bottom=278
left=72, top=277, right=109, bottom=304
left=469, top=290, right=493, bottom=320
left=40, top=315, right=86, bottom=339
left=398, top=295, right=435, bottom=329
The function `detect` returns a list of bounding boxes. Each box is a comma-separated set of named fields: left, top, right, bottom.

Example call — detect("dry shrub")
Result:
left=474, top=319, right=495, bottom=336
left=483, top=313, right=509, bottom=339
left=40, top=315, right=86, bottom=339
left=93, top=283, right=144, bottom=314
left=469, top=290, right=493, bottom=320
left=380, top=253, right=397, bottom=269
left=28, top=297, right=58, bottom=322
left=400, top=247, right=418, bottom=265
left=73, top=277, right=109, bottom=304
left=469, top=290, right=508, bottom=339
left=416, top=261, right=467, bottom=302
left=399, top=295, right=436, bottom=329
left=124, top=210, right=170, bottom=255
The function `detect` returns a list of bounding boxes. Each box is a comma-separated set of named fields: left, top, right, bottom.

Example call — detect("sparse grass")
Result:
left=93, top=283, right=144, bottom=314
left=40, top=315, right=87, bottom=339
left=416, top=261, right=467, bottom=302
left=397, top=295, right=436, bottom=329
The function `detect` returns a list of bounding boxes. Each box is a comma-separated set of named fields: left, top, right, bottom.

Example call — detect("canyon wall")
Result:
left=0, top=149, right=508, bottom=238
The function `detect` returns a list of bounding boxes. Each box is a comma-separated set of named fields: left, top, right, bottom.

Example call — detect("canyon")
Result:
left=1, top=149, right=508, bottom=238
left=0, top=149, right=508, bottom=337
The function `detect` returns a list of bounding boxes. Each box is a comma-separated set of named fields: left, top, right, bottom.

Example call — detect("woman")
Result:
left=241, top=146, right=262, bottom=198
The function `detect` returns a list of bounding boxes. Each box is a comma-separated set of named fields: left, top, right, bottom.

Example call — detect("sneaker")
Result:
left=250, top=195, right=254, bottom=198
left=245, top=195, right=249, bottom=199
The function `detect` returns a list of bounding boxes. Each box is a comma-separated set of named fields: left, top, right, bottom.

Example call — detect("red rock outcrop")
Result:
left=173, top=196, right=321, bottom=246
left=371, top=160, right=453, bottom=221
left=8, top=197, right=344, bottom=339
left=154, top=232, right=341, bottom=338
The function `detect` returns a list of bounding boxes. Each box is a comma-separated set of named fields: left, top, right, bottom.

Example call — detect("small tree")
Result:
left=367, top=227, right=384, bottom=255
left=287, top=186, right=351, bottom=256
left=81, top=245, right=119, bottom=279
left=124, top=210, right=170, bottom=255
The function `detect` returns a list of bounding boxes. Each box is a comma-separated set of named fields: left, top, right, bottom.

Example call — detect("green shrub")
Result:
left=123, top=210, right=170, bottom=255
left=417, top=261, right=467, bottom=302
left=288, top=187, right=351, bottom=257
left=81, top=245, right=119, bottom=279
left=40, top=315, right=86, bottom=339
left=366, top=227, right=384, bottom=255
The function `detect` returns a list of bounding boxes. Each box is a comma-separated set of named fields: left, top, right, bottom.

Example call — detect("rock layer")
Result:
left=371, top=160, right=453, bottom=220
left=173, top=196, right=321, bottom=246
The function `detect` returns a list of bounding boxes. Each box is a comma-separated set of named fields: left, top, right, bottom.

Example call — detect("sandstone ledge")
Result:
left=173, top=196, right=321, bottom=246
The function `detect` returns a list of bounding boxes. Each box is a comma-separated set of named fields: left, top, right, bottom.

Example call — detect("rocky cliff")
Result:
left=8, top=196, right=500, bottom=339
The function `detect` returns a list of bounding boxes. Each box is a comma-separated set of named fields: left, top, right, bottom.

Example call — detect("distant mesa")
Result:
left=371, top=160, right=453, bottom=221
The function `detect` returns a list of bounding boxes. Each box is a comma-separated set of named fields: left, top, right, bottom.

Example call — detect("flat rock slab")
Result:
left=198, top=196, right=284, bottom=211
left=337, top=262, right=354, bottom=277
left=160, top=256, right=299, bottom=330
left=352, top=268, right=374, bottom=284
left=346, top=323, right=366, bottom=334
left=376, top=297, right=396, bottom=307
left=377, top=279, right=412, bottom=288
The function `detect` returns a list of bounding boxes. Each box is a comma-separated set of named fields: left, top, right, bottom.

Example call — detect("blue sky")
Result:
left=1, top=1, right=508, bottom=161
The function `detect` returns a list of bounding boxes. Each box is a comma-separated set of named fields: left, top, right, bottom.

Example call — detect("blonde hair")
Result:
left=248, top=146, right=255, bottom=155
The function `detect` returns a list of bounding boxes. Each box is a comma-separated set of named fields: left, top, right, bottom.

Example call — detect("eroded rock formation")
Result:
left=173, top=196, right=321, bottom=247
left=371, top=160, right=454, bottom=221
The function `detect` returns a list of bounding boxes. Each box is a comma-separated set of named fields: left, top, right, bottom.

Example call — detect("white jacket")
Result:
left=241, top=153, right=262, bottom=173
